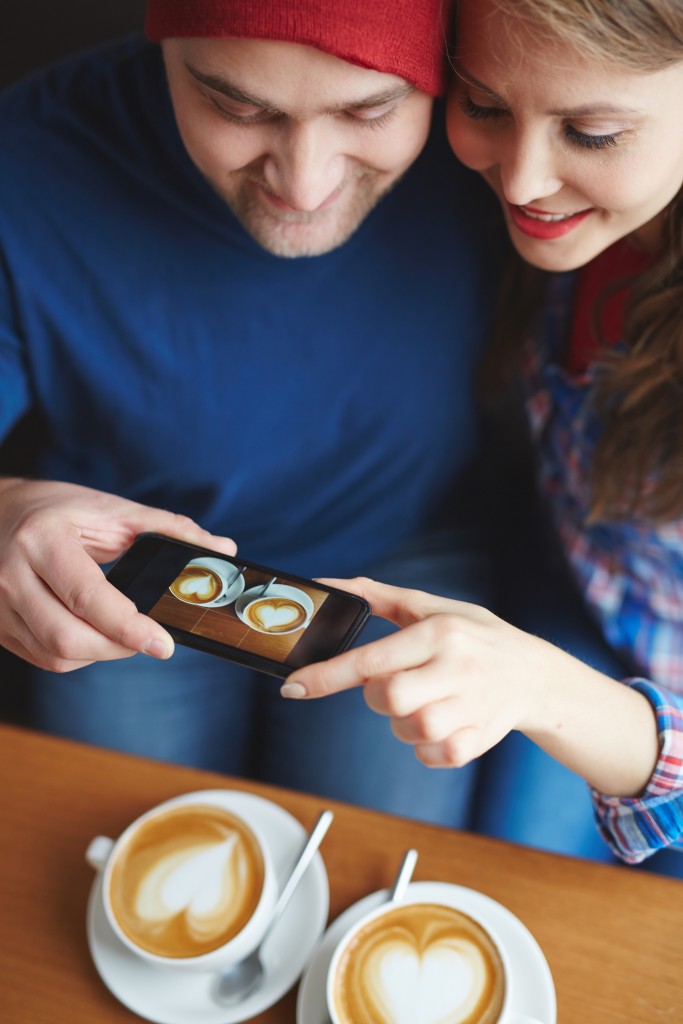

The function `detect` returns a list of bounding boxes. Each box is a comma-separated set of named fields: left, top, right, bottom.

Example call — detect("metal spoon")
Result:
left=228, top=564, right=247, bottom=589
left=389, top=848, right=418, bottom=903
left=216, top=564, right=246, bottom=604
left=213, top=809, right=334, bottom=1007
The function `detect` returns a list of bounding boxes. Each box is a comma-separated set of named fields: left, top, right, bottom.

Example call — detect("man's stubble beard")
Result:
left=205, top=170, right=405, bottom=258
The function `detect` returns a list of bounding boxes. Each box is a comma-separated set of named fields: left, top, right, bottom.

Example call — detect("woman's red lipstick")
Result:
left=508, top=203, right=594, bottom=239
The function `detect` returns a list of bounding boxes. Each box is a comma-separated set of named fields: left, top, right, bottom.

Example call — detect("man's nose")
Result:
left=262, top=121, right=346, bottom=211
left=499, top=128, right=563, bottom=208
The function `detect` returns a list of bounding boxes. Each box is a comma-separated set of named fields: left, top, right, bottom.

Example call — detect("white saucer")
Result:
left=86, top=789, right=329, bottom=1024
left=296, top=881, right=556, bottom=1024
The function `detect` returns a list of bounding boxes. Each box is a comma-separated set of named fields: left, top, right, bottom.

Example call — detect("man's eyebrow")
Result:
left=456, top=64, right=643, bottom=118
left=342, top=84, right=414, bottom=111
left=185, top=63, right=413, bottom=113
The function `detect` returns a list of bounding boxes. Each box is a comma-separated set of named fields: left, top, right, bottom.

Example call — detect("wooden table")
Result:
left=1, top=723, right=681, bottom=1023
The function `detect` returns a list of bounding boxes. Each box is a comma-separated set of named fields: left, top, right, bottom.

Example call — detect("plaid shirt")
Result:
left=524, top=274, right=683, bottom=863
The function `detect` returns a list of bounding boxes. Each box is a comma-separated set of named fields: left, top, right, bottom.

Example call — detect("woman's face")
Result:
left=447, top=0, right=683, bottom=271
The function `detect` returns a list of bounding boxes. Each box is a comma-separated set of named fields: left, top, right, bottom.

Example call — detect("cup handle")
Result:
left=86, top=835, right=114, bottom=872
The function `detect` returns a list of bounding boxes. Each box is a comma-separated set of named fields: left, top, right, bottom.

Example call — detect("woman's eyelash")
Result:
left=460, top=93, right=620, bottom=151
left=564, top=124, right=618, bottom=150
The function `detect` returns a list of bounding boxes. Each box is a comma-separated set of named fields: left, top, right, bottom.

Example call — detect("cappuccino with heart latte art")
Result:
left=169, top=565, right=223, bottom=605
left=244, top=596, right=307, bottom=633
left=330, top=902, right=506, bottom=1024
left=108, top=804, right=265, bottom=958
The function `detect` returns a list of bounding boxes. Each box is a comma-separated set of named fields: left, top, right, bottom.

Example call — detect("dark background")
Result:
left=3, top=1, right=146, bottom=89
left=1, top=2, right=146, bottom=721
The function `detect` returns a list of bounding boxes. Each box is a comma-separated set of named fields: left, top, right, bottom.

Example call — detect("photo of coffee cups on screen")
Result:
left=237, top=584, right=314, bottom=636
left=327, top=900, right=515, bottom=1024
left=169, top=558, right=245, bottom=608
left=85, top=795, right=277, bottom=971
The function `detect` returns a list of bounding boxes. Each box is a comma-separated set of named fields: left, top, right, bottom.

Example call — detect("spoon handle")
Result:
left=390, top=848, right=418, bottom=903
left=261, top=575, right=277, bottom=595
left=269, top=810, right=334, bottom=932
left=228, top=564, right=247, bottom=587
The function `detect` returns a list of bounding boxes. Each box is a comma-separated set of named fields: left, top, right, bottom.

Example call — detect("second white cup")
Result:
left=326, top=895, right=543, bottom=1024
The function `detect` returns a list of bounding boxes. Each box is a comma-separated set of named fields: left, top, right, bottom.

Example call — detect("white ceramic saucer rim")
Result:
left=86, top=789, right=329, bottom=1024
left=296, top=879, right=556, bottom=1024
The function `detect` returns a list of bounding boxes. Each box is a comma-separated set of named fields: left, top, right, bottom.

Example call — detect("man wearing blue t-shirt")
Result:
left=0, top=0, right=498, bottom=823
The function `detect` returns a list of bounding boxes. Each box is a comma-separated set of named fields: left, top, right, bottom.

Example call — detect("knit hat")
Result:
left=145, top=0, right=452, bottom=96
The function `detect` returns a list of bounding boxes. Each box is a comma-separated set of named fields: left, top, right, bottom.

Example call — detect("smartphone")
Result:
left=106, top=533, right=371, bottom=678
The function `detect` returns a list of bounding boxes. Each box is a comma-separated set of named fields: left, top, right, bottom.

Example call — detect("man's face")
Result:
left=163, top=38, right=433, bottom=257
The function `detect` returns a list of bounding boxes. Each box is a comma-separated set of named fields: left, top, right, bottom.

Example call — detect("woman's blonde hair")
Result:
left=496, top=0, right=682, bottom=71
left=486, top=0, right=683, bottom=522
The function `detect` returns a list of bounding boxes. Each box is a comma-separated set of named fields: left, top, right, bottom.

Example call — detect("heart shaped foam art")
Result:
left=177, top=572, right=217, bottom=600
left=251, top=601, right=302, bottom=630
left=136, top=834, right=235, bottom=929
left=367, top=938, right=485, bottom=1024
left=110, top=805, right=265, bottom=959
left=132, top=831, right=254, bottom=952
left=334, top=905, right=504, bottom=1024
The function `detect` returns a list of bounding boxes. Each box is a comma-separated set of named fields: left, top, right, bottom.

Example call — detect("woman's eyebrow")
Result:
left=185, top=62, right=412, bottom=114
left=548, top=103, right=644, bottom=117
left=455, top=65, right=506, bottom=104
left=456, top=64, right=643, bottom=118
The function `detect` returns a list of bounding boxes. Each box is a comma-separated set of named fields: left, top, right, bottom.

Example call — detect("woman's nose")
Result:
left=499, top=129, right=564, bottom=208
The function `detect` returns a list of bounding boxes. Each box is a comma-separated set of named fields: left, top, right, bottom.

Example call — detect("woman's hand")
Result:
left=0, top=478, right=237, bottom=672
left=281, top=577, right=660, bottom=796
left=281, top=576, right=553, bottom=767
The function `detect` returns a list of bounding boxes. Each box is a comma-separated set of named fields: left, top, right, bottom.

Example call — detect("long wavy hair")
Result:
left=483, top=0, right=683, bottom=523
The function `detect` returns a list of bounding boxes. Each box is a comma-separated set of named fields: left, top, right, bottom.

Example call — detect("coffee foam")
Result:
left=170, top=566, right=222, bottom=604
left=332, top=903, right=505, bottom=1024
left=246, top=598, right=306, bottom=632
left=178, top=575, right=216, bottom=599
left=109, top=804, right=265, bottom=958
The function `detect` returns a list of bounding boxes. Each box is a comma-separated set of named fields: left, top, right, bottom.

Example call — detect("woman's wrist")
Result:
left=519, top=643, right=660, bottom=797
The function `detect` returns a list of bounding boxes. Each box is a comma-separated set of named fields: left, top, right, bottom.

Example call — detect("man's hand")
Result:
left=0, top=478, right=236, bottom=672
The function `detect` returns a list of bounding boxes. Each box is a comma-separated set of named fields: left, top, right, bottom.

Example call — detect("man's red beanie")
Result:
left=145, top=0, right=452, bottom=97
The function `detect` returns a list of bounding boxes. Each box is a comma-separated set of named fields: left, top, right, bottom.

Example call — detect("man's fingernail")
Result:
left=280, top=681, right=307, bottom=699
left=145, top=638, right=172, bottom=659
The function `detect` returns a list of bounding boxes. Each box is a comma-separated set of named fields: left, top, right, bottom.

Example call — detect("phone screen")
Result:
left=107, top=534, right=371, bottom=677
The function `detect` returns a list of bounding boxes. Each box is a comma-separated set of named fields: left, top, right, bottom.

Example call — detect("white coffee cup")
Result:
left=169, top=558, right=245, bottom=608
left=86, top=791, right=277, bottom=973
left=326, top=896, right=544, bottom=1024
left=237, top=583, right=314, bottom=635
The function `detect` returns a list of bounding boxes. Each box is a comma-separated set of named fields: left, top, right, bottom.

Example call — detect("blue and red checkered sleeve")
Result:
left=591, top=680, right=683, bottom=864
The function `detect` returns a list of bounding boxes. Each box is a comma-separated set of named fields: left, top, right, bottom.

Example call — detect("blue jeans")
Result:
left=30, top=529, right=486, bottom=827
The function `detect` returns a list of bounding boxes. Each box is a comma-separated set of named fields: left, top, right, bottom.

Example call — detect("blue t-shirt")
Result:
left=0, top=37, right=499, bottom=577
